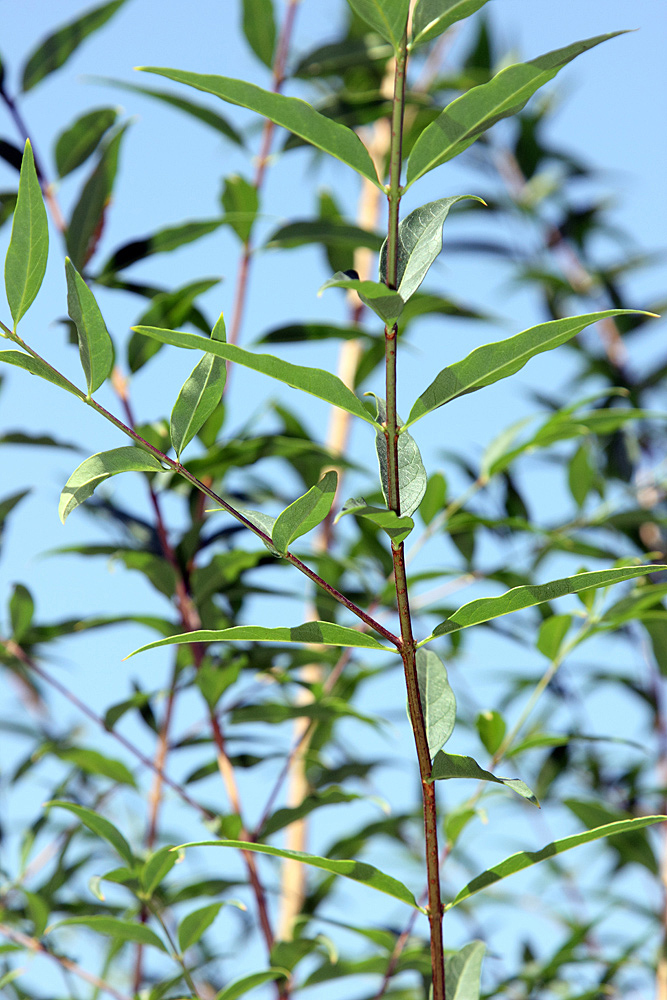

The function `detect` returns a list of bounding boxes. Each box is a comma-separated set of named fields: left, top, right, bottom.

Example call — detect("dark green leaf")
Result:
left=4, top=140, right=48, bottom=327
left=564, top=799, right=659, bottom=874
left=335, top=498, right=414, bottom=545
left=411, top=0, right=490, bottom=49
left=0, top=350, right=81, bottom=398
left=319, top=273, right=404, bottom=324
left=47, top=800, right=134, bottom=865
left=21, top=0, right=127, bottom=92
left=346, top=0, right=410, bottom=49
left=216, top=970, right=289, bottom=1000
left=241, top=0, right=276, bottom=67
left=417, top=648, right=456, bottom=757
left=272, top=471, right=338, bottom=553
left=127, top=278, right=220, bottom=372
left=221, top=174, right=258, bottom=243
left=99, top=218, right=226, bottom=274
left=170, top=319, right=227, bottom=458
left=407, top=311, right=652, bottom=427
left=178, top=902, right=223, bottom=952
left=0, top=190, right=18, bottom=229
left=176, top=839, right=423, bottom=909
left=9, top=583, right=34, bottom=642
left=65, top=257, right=114, bottom=395
left=445, top=940, right=486, bottom=1000
left=430, top=752, right=539, bottom=805
left=260, top=787, right=360, bottom=838
left=266, top=219, right=382, bottom=253
left=138, top=67, right=382, bottom=188
left=447, top=816, right=666, bottom=909
left=59, top=446, right=165, bottom=523
left=49, top=915, right=166, bottom=951
left=407, top=32, right=627, bottom=186
left=370, top=395, right=427, bottom=518
left=55, top=108, right=118, bottom=178
left=568, top=443, right=595, bottom=507
left=131, top=326, right=377, bottom=425
left=66, top=125, right=128, bottom=270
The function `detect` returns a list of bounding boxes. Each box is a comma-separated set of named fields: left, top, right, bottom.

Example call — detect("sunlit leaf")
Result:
left=66, top=125, right=128, bottom=270
left=416, top=648, right=456, bottom=757
left=241, top=0, right=276, bottom=67
left=170, top=319, right=227, bottom=458
left=221, top=174, right=258, bottom=242
left=272, top=470, right=338, bottom=553
left=141, top=845, right=179, bottom=895
left=59, top=446, right=165, bottom=523
left=0, top=350, right=81, bottom=398
left=47, top=800, right=134, bottom=865
left=347, top=0, right=409, bottom=49
left=55, top=747, right=136, bottom=786
left=370, top=395, right=427, bottom=518
left=216, top=970, right=289, bottom=1000
left=475, top=710, right=505, bottom=755
left=48, top=915, right=166, bottom=951
left=445, top=940, right=486, bottom=1000
left=411, top=0, right=490, bottom=49
left=65, top=257, right=114, bottom=395
left=55, top=107, right=118, bottom=177
left=335, top=498, right=414, bottom=545
left=178, top=902, right=223, bottom=952
left=430, top=753, right=538, bottom=805
left=4, top=140, right=48, bottom=327
left=319, top=272, right=404, bottom=324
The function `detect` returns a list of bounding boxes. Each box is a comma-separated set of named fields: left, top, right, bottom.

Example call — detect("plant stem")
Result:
left=383, top=27, right=445, bottom=1000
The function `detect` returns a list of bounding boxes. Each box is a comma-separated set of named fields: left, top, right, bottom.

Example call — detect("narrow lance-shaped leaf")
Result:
left=369, top=394, right=426, bottom=518
left=126, top=622, right=393, bottom=659
left=410, top=0, right=490, bottom=50
left=416, top=649, right=456, bottom=758
left=242, top=0, right=276, bottom=68
left=222, top=174, right=258, bottom=243
left=406, top=32, right=627, bottom=187
left=445, top=941, right=486, bottom=1000
left=346, top=0, right=409, bottom=49
left=9, top=583, right=34, bottom=642
left=178, top=903, right=223, bottom=953
left=170, top=314, right=227, bottom=458
left=132, top=326, right=378, bottom=426
left=430, top=752, right=539, bottom=806
left=21, top=0, right=127, bottom=92
left=65, top=257, right=114, bottom=396
left=59, top=446, right=165, bottom=524
left=174, top=839, right=423, bottom=910
left=319, top=272, right=404, bottom=325
left=66, top=124, right=128, bottom=270
left=406, top=310, right=653, bottom=428
left=98, top=217, right=227, bottom=275
left=4, top=140, right=48, bottom=327
left=55, top=107, right=118, bottom=178
left=0, top=350, right=82, bottom=398
left=425, top=565, right=667, bottom=640
left=272, top=471, right=338, bottom=553
left=216, top=971, right=289, bottom=1000
left=138, top=67, right=382, bottom=189
left=447, top=815, right=667, bottom=909
left=46, top=800, right=134, bottom=865
left=335, top=498, right=414, bottom=545
left=47, top=916, right=167, bottom=952
left=379, top=196, right=484, bottom=303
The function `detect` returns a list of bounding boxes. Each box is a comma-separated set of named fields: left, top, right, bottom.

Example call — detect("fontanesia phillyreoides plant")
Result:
left=1, top=2, right=664, bottom=998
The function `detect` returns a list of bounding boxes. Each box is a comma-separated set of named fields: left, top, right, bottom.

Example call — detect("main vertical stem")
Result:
left=384, top=28, right=446, bottom=1000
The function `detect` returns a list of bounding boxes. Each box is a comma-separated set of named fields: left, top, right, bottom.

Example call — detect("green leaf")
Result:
left=55, top=747, right=136, bottom=786
left=346, top=0, right=410, bottom=49
left=319, top=273, right=404, bottom=325
left=138, top=67, right=382, bottom=188
left=170, top=321, right=227, bottom=459
left=430, top=752, right=539, bottom=805
left=48, top=916, right=167, bottom=952
left=0, top=350, right=81, bottom=398
left=141, top=845, right=179, bottom=895
left=21, top=0, right=127, bottom=92
left=445, top=940, right=486, bottom=1000
left=131, top=326, right=377, bottom=425
left=411, top=0, right=490, bottom=50
left=447, top=815, right=666, bottom=909
left=99, top=218, right=227, bottom=274
left=259, top=787, right=361, bottom=838
left=266, top=219, right=382, bottom=254
left=420, top=471, right=447, bottom=525
left=46, top=800, right=134, bottom=865
left=406, top=32, right=627, bottom=186
left=568, top=443, right=595, bottom=507
left=55, top=107, right=118, bottom=178
left=379, top=197, right=484, bottom=302
left=272, top=471, right=338, bottom=553
left=216, top=970, right=289, bottom=1000
left=59, top=446, right=165, bottom=524
left=221, top=174, right=258, bottom=243
left=335, top=498, right=414, bottom=545
left=9, top=583, right=34, bottom=642
left=176, top=839, right=423, bottom=910
left=66, top=124, right=128, bottom=270
left=127, top=622, right=392, bottom=659
left=4, top=140, right=48, bottom=327
left=536, top=614, right=571, bottom=659
left=178, top=902, right=223, bottom=952
left=428, top=566, right=666, bottom=639
left=370, top=395, right=427, bottom=518
left=407, top=311, right=651, bottom=427
left=65, top=257, right=114, bottom=396
left=475, top=710, right=505, bottom=755
left=242, top=0, right=276, bottom=67
left=416, top=648, right=456, bottom=758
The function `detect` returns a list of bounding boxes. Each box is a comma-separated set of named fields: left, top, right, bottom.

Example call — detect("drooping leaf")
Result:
left=445, top=940, right=486, bottom=1000
left=370, top=395, right=427, bottom=518
left=127, top=622, right=392, bottom=659
left=0, top=350, right=81, bottom=398
left=241, top=0, right=276, bottom=67
left=319, top=272, right=404, bottom=325
left=4, top=140, right=48, bottom=327
left=21, top=0, right=127, bottom=92
left=216, top=970, right=289, bottom=1000
left=46, top=800, right=134, bottom=865
left=346, top=0, right=410, bottom=49
left=427, top=566, right=666, bottom=639
left=447, top=816, right=667, bottom=909
left=54, top=107, right=118, bottom=177
left=430, top=752, right=538, bottom=805
left=178, top=903, right=223, bottom=952
left=138, top=67, right=382, bottom=188
left=170, top=319, right=227, bottom=459
left=65, top=257, right=114, bottom=395
left=59, top=446, right=165, bottom=523
left=98, top=218, right=227, bottom=275
left=66, top=124, right=128, bottom=270
left=379, top=196, right=484, bottom=301
left=221, top=174, right=258, bottom=243
left=272, top=471, right=338, bottom=553
left=411, top=0, right=490, bottom=50
left=131, top=326, right=377, bottom=425
left=175, top=839, right=423, bottom=910
left=406, top=32, right=627, bottom=186
left=48, top=916, right=166, bottom=952
left=9, top=583, right=34, bottom=642
left=335, top=498, right=414, bottom=545
left=416, top=648, right=456, bottom=758
left=406, top=311, right=652, bottom=427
